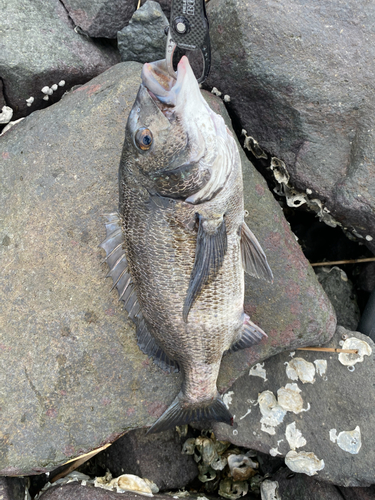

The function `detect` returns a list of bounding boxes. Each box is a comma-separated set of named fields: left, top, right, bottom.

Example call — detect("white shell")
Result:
left=260, top=480, right=281, bottom=500
left=338, top=338, right=372, bottom=366
left=258, top=390, right=287, bottom=435
left=285, top=422, right=307, bottom=450
left=329, top=426, right=361, bottom=454
left=285, top=358, right=316, bottom=384
left=0, top=105, right=13, bottom=124
left=285, top=450, right=325, bottom=476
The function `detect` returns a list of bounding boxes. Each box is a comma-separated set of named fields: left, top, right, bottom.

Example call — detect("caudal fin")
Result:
left=147, top=392, right=233, bottom=434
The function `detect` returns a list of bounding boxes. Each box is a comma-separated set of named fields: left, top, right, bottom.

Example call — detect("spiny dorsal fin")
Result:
left=240, top=222, right=273, bottom=282
left=183, top=214, right=227, bottom=322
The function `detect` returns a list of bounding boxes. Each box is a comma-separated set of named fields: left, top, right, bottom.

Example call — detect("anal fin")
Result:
left=229, top=314, right=267, bottom=353
left=240, top=222, right=273, bottom=282
left=183, top=214, right=227, bottom=322
left=136, top=318, right=179, bottom=373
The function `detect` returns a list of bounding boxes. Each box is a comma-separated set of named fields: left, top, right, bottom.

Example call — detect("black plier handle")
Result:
left=166, top=0, right=211, bottom=84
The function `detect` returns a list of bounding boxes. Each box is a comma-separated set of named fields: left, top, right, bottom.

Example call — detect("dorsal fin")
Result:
left=100, top=213, right=179, bottom=373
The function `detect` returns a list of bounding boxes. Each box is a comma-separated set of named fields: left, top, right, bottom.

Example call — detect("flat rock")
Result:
left=0, top=0, right=120, bottom=120
left=94, top=428, right=198, bottom=491
left=214, top=327, right=375, bottom=486
left=117, top=1, right=169, bottom=64
left=206, top=0, right=375, bottom=252
left=0, top=61, right=334, bottom=475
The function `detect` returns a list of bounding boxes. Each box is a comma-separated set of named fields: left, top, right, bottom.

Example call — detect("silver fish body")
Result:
left=101, top=57, right=273, bottom=432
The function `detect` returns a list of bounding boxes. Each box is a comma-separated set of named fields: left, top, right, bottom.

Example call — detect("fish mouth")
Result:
left=141, top=56, right=197, bottom=114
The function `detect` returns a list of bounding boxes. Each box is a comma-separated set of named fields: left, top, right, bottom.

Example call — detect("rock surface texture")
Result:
left=315, top=267, right=360, bottom=331
left=0, top=62, right=335, bottom=474
left=117, top=1, right=169, bottom=64
left=94, top=429, right=198, bottom=491
left=60, top=0, right=136, bottom=38
left=206, top=0, right=375, bottom=253
left=214, top=327, right=375, bottom=486
left=39, top=484, right=180, bottom=500
left=0, top=0, right=120, bottom=120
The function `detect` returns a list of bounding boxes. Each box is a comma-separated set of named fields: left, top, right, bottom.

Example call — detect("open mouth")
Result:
left=141, top=57, right=193, bottom=114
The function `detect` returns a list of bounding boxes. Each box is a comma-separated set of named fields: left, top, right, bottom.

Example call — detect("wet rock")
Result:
left=0, top=477, right=25, bottom=500
left=60, top=0, right=136, bottom=38
left=0, top=0, right=120, bottom=120
left=94, top=429, right=198, bottom=491
left=117, top=1, right=169, bottom=64
left=315, top=267, right=360, bottom=330
left=206, top=0, right=375, bottom=252
left=0, top=61, right=334, bottom=474
left=214, top=326, right=375, bottom=486
left=270, top=468, right=343, bottom=500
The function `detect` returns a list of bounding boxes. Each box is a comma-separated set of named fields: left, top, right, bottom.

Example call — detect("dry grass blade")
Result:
left=50, top=443, right=111, bottom=483
left=311, top=257, right=375, bottom=267
left=297, top=347, right=358, bottom=354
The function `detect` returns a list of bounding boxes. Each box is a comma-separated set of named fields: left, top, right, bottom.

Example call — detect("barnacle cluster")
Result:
left=180, top=429, right=264, bottom=498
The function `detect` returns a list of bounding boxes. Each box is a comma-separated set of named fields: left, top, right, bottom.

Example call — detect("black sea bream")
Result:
left=100, top=57, right=273, bottom=432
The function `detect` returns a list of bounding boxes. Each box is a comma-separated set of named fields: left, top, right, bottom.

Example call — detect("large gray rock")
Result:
left=0, top=61, right=334, bottom=475
left=0, top=0, right=120, bottom=120
left=60, top=0, right=136, bottom=38
left=214, top=327, right=375, bottom=486
left=94, top=429, right=198, bottom=491
left=206, top=0, right=375, bottom=253
left=117, top=1, right=168, bottom=64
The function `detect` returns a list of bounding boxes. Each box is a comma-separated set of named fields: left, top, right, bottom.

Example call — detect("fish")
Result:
left=100, top=56, right=273, bottom=433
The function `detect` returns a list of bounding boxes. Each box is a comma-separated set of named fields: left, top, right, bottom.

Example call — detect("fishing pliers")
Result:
left=166, top=0, right=211, bottom=83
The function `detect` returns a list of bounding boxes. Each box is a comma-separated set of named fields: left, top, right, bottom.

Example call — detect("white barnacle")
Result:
left=314, top=359, right=327, bottom=377
left=41, top=86, right=53, bottom=95
left=0, top=105, right=13, bottom=124
left=258, top=390, right=287, bottom=435
left=223, top=391, right=234, bottom=409
left=59, top=80, right=66, bottom=87
left=51, top=84, right=58, bottom=91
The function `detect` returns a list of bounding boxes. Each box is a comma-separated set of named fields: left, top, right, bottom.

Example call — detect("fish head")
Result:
left=121, top=57, right=234, bottom=203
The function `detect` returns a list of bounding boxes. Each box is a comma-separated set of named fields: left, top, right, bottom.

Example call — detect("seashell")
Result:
left=196, top=437, right=219, bottom=466
left=116, top=474, right=154, bottom=496
left=210, top=454, right=228, bottom=471
left=198, top=463, right=217, bottom=483
left=218, top=478, right=248, bottom=499
left=214, top=440, right=231, bottom=456
left=182, top=437, right=196, bottom=455
left=227, top=454, right=258, bottom=481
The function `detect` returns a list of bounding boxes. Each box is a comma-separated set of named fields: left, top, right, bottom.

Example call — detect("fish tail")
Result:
left=147, top=392, right=233, bottom=434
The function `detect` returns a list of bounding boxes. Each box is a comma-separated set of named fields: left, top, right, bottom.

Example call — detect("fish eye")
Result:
left=135, top=127, right=153, bottom=151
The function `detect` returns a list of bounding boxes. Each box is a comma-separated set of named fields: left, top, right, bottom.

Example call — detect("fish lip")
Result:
left=141, top=57, right=192, bottom=110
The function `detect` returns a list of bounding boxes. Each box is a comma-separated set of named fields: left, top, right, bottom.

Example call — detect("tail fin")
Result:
left=147, top=392, right=233, bottom=434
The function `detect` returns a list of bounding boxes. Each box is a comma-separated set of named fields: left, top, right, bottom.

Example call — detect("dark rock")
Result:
left=214, top=327, right=375, bottom=486
left=60, top=0, right=136, bottom=38
left=357, top=288, right=375, bottom=342
left=0, top=477, right=25, bottom=500
left=39, top=483, right=181, bottom=500
left=0, top=79, right=6, bottom=109
left=0, top=0, right=120, bottom=120
left=118, top=1, right=169, bottom=64
left=358, top=262, right=375, bottom=293
left=339, top=484, right=375, bottom=500
left=95, top=429, right=198, bottom=491
left=315, top=267, right=360, bottom=330
left=270, top=468, right=343, bottom=500
left=0, top=61, right=334, bottom=474
left=206, top=0, right=375, bottom=253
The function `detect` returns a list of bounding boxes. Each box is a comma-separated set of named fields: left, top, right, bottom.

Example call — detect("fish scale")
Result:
left=101, top=57, right=273, bottom=432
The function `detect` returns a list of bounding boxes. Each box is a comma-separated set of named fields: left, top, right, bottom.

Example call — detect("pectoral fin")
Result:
left=240, top=222, right=273, bottom=282
left=183, top=214, right=227, bottom=322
